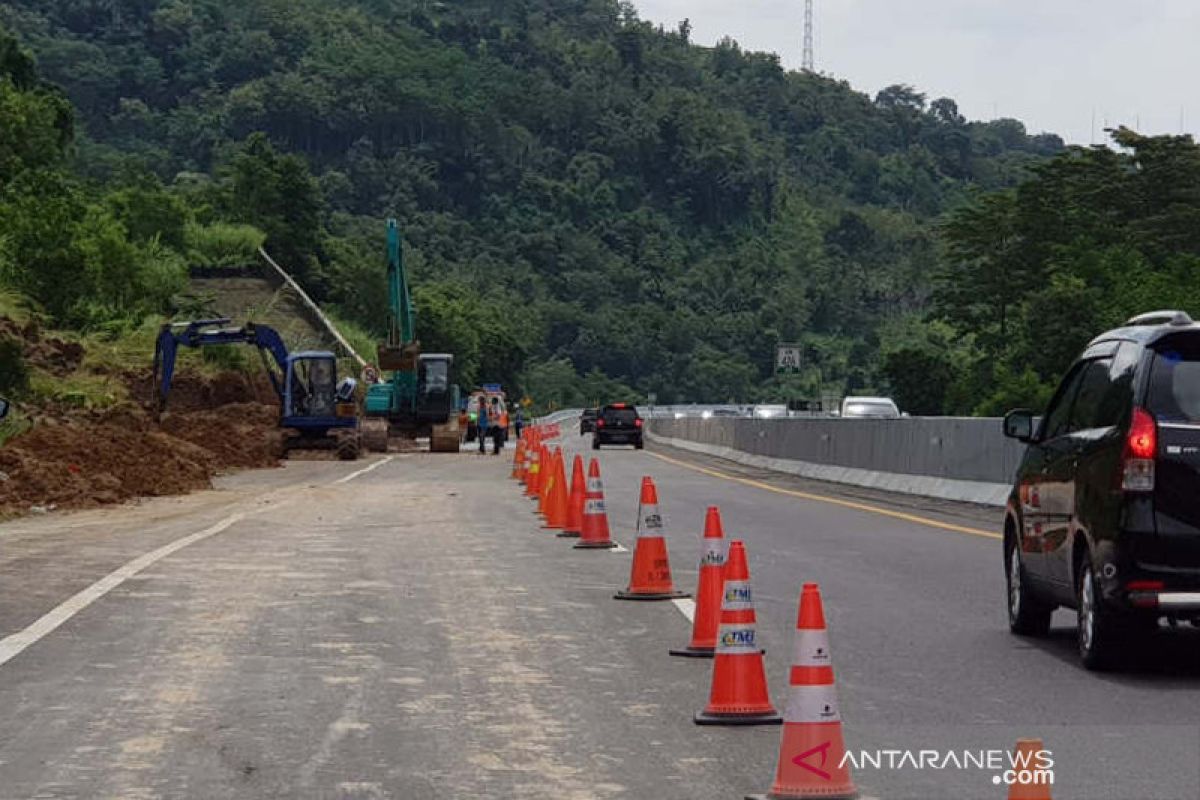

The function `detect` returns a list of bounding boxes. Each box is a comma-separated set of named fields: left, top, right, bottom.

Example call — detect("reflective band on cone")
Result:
left=695, top=541, right=780, bottom=726
left=614, top=476, right=688, bottom=600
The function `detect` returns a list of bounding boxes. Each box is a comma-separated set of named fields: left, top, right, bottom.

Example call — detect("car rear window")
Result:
left=844, top=402, right=897, bottom=417
left=1148, top=334, right=1200, bottom=423
left=604, top=408, right=638, bottom=424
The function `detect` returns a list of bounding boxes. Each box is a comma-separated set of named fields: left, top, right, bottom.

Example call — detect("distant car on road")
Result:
left=1002, top=310, right=1200, bottom=669
left=840, top=396, right=901, bottom=419
left=580, top=408, right=598, bottom=434
left=593, top=403, right=643, bottom=449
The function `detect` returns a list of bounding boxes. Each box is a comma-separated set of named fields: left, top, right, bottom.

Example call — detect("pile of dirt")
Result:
left=0, top=371, right=284, bottom=516
left=0, top=318, right=85, bottom=376
left=124, top=368, right=279, bottom=411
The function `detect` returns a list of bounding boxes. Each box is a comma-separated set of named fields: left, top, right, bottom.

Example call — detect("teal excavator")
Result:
left=361, top=219, right=460, bottom=452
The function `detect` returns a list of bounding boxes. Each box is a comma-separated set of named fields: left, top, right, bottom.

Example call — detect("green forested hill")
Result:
left=0, top=0, right=1066, bottom=406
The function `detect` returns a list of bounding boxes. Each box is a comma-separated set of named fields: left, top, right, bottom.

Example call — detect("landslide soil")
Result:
left=0, top=326, right=284, bottom=516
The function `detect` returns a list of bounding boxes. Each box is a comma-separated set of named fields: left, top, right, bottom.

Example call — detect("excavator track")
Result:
left=361, top=419, right=390, bottom=453
left=429, top=418, right=461, bottom=453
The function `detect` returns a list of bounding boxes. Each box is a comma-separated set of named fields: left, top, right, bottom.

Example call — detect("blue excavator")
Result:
left=360, top=219, right=459, bottom=452
left=153, top=318, right=362, bottom=460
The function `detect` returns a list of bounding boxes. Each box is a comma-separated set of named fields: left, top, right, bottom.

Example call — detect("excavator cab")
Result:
left=283, top=353, right=357, bottom=421
left=417, top=353, right=456, bottom=421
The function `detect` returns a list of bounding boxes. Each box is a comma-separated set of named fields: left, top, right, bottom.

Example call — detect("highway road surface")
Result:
left=0, top=433, right=1197, bottom=799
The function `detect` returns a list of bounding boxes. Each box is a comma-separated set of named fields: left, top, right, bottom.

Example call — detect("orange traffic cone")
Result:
left=525, top=444, right=544, bottom=497
left=558, top=455, right=586, bottom=538
left=575, top=458, right=617, bottom=549
left=615, top=477, right=688, bottom=600
left=695, top=540, right=780, bottom=726
left=511, top=436, right=526, bottom=480
left=1007, top=739, right=1052, bottom=800
left=544, top=451, right=570, bottom=530
left=670, top=506, right=728, bottom=657
left=746, top=583, right=855, bottom=797
left=535, top=448, right=556, bottom=515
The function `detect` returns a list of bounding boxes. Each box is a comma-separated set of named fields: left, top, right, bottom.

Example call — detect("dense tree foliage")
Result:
left=0, top=1, right=1068, bottom=403
left=935, top=128, right=1200, bottom=414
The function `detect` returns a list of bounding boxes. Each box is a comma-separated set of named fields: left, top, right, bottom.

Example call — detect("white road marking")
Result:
left=0, top=457, right=395, bottom=669
left=0, top=512, right=248, bottom=668
left=333, top=456, right=394, bottom=485
left=611, top=542, right=628, bottom=553
left=672, top=598, right=696, bottom=623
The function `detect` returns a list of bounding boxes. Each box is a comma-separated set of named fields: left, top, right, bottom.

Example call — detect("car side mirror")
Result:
left=1004, top=409, right=1036, bottom=442
left=0, top=397, right=9, bottom=421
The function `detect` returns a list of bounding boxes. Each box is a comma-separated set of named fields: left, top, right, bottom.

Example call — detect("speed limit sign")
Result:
left=361, top=364, right=380, bottom=384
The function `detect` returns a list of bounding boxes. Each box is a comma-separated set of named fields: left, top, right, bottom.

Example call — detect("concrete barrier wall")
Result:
left=647, top=417, right=1028, bottom=507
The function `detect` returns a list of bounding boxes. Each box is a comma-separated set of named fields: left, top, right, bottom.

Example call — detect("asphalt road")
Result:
left=0, top=433, right=1197, bottom=799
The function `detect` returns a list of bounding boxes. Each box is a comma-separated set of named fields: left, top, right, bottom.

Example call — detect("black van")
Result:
left=1002, top=311, right=1200, bottom=669
left=593, top=403, right=643, bottom=449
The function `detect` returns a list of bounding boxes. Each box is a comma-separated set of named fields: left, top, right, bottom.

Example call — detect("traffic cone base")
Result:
left=574, top=539, right=617, bottom=550
left=614, top=586, right=689, bottom=601
left=667, top=644, right=715, bottom=658
left=695, top=708, right=782, bottom=726
left=555, top=530, right=581, bottom=538
left=671, top=643, right=765, bottom=658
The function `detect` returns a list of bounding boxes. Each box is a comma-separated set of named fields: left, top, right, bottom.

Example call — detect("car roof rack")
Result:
left=1123, top=310, right=1194, bottom=327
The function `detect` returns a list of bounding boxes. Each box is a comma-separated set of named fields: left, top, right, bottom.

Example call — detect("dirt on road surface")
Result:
left=0, top=370, right=283, bottom=517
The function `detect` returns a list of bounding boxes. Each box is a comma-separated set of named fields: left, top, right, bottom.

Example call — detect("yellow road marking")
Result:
left=646, top=450, right=1001, bottom=540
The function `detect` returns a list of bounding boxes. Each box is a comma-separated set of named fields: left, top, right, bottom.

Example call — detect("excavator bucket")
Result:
left=378, top=342, right=420, bottom=372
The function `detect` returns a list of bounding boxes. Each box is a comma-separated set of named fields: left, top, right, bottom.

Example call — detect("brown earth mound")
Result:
left=0, top=370, right=284, bottom=517
left=0, top=318, right=85, bottom=376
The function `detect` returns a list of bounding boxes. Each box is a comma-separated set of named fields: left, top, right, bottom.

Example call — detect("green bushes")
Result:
left=185, top=222, right=267, bottom=269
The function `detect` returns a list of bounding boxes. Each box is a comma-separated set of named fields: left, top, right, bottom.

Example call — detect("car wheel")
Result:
left=592, top=439, right=600, bottom=450
left=635, top=439, right=644, bottom=450
left=1077, top=561, right=1125, bottom=671
left=1006, top=539, right=1052, bottom=636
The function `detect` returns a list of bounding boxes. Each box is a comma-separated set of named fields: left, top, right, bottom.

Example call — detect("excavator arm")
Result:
left=153, top=318, right=291, bottom=413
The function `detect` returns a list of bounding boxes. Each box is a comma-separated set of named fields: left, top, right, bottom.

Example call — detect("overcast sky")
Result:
left=633, top=0, right=1199, bottom=145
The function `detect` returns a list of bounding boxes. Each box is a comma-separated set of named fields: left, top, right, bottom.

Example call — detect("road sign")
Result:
left=647, top=392, right=657, bottom=405
left=776, top=344, right=802, bottom=374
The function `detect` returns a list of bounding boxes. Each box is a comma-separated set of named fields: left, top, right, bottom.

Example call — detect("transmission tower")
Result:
left=802, top=0, right=815, bottom=72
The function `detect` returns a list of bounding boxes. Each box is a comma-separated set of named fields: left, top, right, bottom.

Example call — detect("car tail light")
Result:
left=634, top=419, right=643, bottom=428
left=1127, top=580, right=1165, bottom=591
left=596, top=419, right=605, bottom=428
left=1127, top=579, right=1164, bottom=609
left=1122, top=407, right=1157, bottom=492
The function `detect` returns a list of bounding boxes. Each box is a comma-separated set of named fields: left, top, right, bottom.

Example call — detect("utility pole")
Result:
left=802, top=0, right=814, bottom=72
